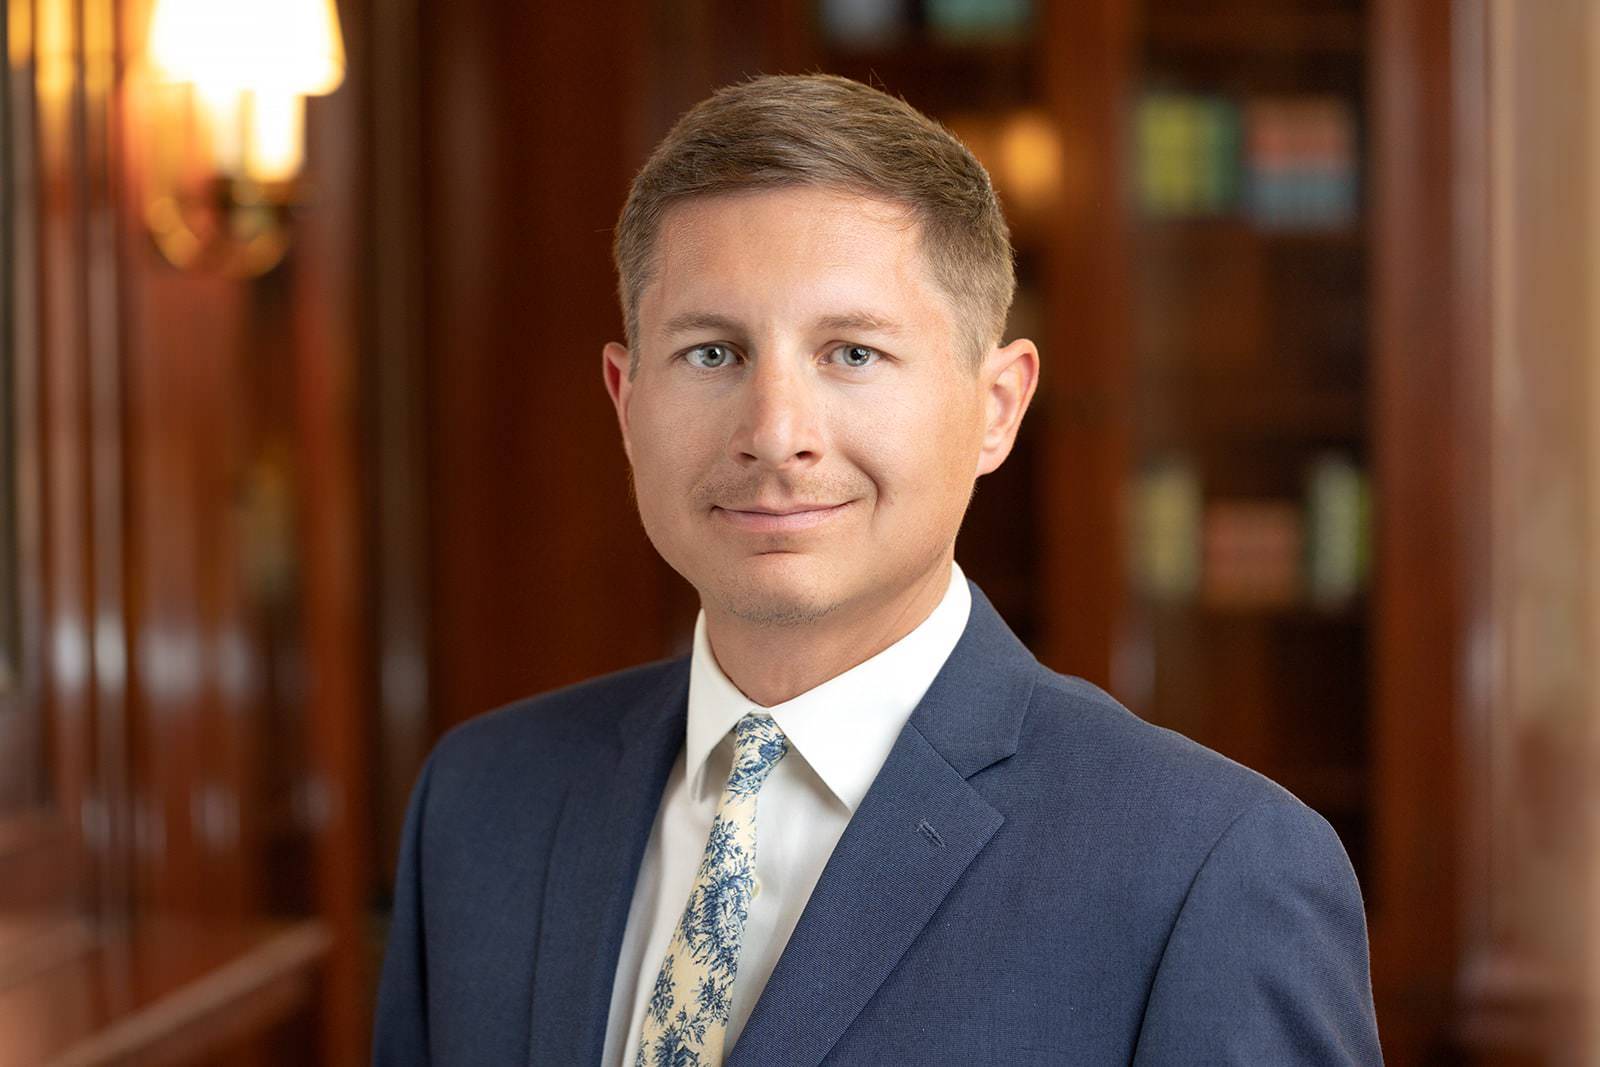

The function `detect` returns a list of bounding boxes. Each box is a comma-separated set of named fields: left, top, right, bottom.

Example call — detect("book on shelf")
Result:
left=1135, top=90, right=1359, bottom=230
left=1304, top=452, right=1370, bottom=607
left=1132, top=457, right=1372, bottom=612
left=1133, top=456, right=1204, bottom=601
left=1202, top=498, right=1303, bottom=608
left=924, top=0, right=1031, bottom=41
left=1136, top=93, right=1240, bottom=218
left=818, top=0, right=911, bottom=48
left=1244, top=96, right=1359, bottom=230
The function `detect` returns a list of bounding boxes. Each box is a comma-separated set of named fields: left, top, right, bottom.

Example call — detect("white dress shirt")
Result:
left=601, top=561, right=973, bottom=1066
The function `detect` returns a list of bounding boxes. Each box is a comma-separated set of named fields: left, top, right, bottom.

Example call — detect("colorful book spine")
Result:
left=1134, top=457, right=1204, bottom=601
left=1202, top=499, right=1304, bottom=608
left=1134, top=458, right=1370, bottom=610
left=1244, top=96, right=1358, bottom=229
left=1136, top=93, right=1241, bottom=218
left=1137, top=90, right=1358, bottom=228
left=1304, top=452, right=1371, bottom=607
left=924, top=0, right=1032, bottom=41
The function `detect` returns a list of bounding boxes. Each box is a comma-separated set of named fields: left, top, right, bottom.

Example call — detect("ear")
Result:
left=975, top=338, right=1040, bottom=477
left=602, top=341, right=635, bottom=464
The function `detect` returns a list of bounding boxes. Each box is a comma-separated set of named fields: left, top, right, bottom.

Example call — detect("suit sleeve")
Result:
left=1131, top=798, right=1383, bottom=1065
left=372, top=751, right=438, bottom=1066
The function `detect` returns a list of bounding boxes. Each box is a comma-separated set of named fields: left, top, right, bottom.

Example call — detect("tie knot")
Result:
left=726, top=713, right=787, bottom=798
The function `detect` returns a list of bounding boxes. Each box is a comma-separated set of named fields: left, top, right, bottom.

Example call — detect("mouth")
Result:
left=712, top=501, right=852, bottom=533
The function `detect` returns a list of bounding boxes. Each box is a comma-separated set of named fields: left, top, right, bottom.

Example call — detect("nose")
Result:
left=728, top=354, right=824, bottom=470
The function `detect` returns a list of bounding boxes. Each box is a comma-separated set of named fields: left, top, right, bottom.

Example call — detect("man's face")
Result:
left=603, top=186, right=1033, bottom=628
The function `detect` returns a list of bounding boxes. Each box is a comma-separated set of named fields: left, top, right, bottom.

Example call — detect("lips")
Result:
left=713, top=501, right=851, bottom=533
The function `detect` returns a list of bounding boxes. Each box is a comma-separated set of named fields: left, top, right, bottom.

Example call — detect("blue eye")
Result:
left=685, top=343, right=737, bottom=369
left=832, top=344, right=880, bottom=368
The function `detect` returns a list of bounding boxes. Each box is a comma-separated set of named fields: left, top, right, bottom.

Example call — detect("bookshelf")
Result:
left=1124, top=0, right=1374, bottom=889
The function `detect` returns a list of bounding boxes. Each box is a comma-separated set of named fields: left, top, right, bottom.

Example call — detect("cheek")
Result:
left=627, top=391, right=718, bottom=505
left=841, top=391, right=980, bottom=508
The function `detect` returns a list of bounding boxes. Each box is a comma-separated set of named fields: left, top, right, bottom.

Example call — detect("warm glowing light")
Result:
left=148, top=0, right=345, bottom=97
left=147, top=0, right=339, bottom=184
left=189, top=87, right=306, bottom=182
left=247, top=95, right=306, bottom=184
left=194, top=81, right=246, bottom=174
left=7, top=0, right=32, bottom=68
left=998, top=110, right=1064, bottom=214
left=37, top=0, right=75, bottom=104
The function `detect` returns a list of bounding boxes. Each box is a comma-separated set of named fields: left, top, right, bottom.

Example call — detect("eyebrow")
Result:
left=659, top=312, right=741, bottom=338
left=814, top=311, right=908, bottom=336
left=659, top=309, right=908, bottom=339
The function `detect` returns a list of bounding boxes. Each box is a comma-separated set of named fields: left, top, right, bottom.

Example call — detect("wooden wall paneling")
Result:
left=1036, top=0, right=1135, bottom=688
left=367, top=0, right=432, bottom=895
left=291, top=0, right=375, bottom=1055
left=0, top=0, right=364, bottom=1057
left=1587, top=2, right=1600, bottom=1046
left=421, top=0, right=664, bottom=733
left=0, top=0, right=133, bottom=1023
left=0, top=0, right=29, bottom=815
left=0, top=3, right=151, bottom=1055
left=119, top=0, right=379, bottom=1051
left=1455, top=0, right=1598, bottom=1058
left=1451, top=1, right=1503, bottom=1058
left=1587, top=0, right=1600, bottom=1034
left=33, top=0, right=97, bottom=926
left=762, top=0, right=813, bottom=77
left=81, top=0, right=132, bottom=931
left=111, top=20, right=320, bottom=1055
left=0, top=0, right=79, bottom=924
left=114, top=0, right=315, bottom=932
left=0, top=916, right=329, bottom=1065
left=1369, top=0, right=1464, bottom=1060
left=116, top=29, right=255, bottom=921
left=118, top=0, right=220, bottom=924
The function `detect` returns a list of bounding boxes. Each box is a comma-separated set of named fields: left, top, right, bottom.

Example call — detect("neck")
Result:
left=703, top=556, right=955, bottom=707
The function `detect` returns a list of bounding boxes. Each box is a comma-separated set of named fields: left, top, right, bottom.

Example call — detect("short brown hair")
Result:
left=612, top=73, right=1015, bottom=373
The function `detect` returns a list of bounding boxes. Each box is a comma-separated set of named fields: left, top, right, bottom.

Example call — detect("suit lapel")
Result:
left=726, top=722, right=1003, bottom=1067
left=526, top=657, right=691, bottom=1067
left=728, top=583, right=1040, bottom=1067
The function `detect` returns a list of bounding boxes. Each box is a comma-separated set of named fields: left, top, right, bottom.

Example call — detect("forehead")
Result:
left=640, top=186, right=954, bottom=337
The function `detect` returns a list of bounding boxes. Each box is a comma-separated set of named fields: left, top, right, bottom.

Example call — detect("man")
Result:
left=373, top=74, right=1382, bottom=1065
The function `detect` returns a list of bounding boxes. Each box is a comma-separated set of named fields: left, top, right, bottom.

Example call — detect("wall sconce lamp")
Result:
left=143, top=0, right=346, bottom=276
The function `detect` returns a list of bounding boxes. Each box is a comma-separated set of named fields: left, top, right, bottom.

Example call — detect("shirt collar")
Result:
left=684, top=561, right=972, bottom=813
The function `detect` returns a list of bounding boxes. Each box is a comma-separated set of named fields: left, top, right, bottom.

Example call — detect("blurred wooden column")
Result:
left=1, top=0, right=372, bottom=1060
left=1452, top=0, right=1600, bottom=1059
left=1369, top=1, right=1467, bottom=1057
left=413, top=0, right=665, bottom=738
left=1034, top=0, right=1133, bottom=690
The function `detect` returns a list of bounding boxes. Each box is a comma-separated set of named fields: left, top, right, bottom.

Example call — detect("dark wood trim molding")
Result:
left=0, top=917, right=330, bottom=1067
left=1369, top=0, right=1466, bottom=1060
left=1036, top=0, right=1135, bottom=688
left=366, top=0, right=434, bottom=897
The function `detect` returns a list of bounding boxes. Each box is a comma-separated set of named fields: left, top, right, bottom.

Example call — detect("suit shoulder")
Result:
left=428, top=654, right=687, bottom=773
left=1021, top=665, right=1317, bottom=834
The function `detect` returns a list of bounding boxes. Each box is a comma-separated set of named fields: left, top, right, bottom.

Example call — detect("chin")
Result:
left=700, top=557, right=848, bottom=628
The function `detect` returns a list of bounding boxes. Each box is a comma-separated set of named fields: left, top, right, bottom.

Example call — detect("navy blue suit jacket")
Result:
left=373, top=581, right=1382, bottom=1064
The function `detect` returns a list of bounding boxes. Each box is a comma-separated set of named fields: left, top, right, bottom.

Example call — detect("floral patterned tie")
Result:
left=635, top=712, right=789, bottom=1067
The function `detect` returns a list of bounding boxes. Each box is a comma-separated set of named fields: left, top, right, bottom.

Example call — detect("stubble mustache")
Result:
left=691, top=471, right=868, bottom=512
